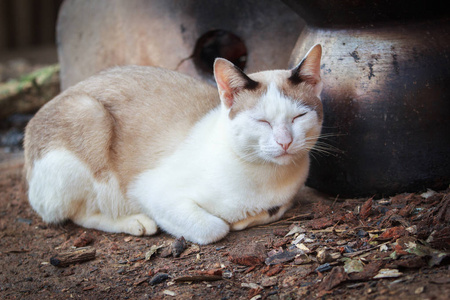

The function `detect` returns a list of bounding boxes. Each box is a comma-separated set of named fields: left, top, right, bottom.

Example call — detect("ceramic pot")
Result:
left=57, top=0, right=304, bottom=89
left=285, top=0, right=450, bottom=196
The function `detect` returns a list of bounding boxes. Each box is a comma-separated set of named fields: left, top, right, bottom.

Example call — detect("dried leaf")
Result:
left=73, top=232, right=95, bottom=248
left=173, top=275, right=222, bottom=282
left=291, top=233, right=306, bottom=245
left=196, top=268, right=223, bottom=276
left=229, top=243, right=266, bottom=266
left=319, top=266, right=348, bottom=291
left=348, top=261, right=383, bottom=281
left=421, top=189, right=436, bottom=199
left=265, top=248, right=303, bottom=265
left=307, top=217, right=334, bottom=230
left=261, top=276, right=277, bottom=287
left=265, top=264, right=283, bottom=276
left=181, top=244, right=200, bottom=258
left=241, top=282, right=263, bottom=290
left=285, top=225, right=306, bottom=236
left=373, top=268, right=402, bottom=279
left=378, top=226, right=408, bottom=241
left=163, top=290, right=177, bottom=297
left=360, top=197, right=373, bottom=219
left=295, top=243, right=311, bottom=253
left=145, top=244, right=165, bottom=260
left=343, top=258, right=365, bottom=274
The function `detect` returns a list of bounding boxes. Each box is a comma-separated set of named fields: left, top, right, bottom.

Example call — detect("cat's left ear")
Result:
left=289, top=44, right=323, bottom=98
left=214, top=58, right=259, bottom=109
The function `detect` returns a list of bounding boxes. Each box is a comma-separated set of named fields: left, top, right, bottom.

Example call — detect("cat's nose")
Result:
left=277, top=141, right=292, bottom=151
left=274, top=125, right=293, bottom=151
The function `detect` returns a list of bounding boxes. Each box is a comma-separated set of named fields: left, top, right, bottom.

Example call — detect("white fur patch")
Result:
left=28, top=149, right=130, bottom=223
left=227, top=82, right=319, bottom=165
left=127, top=109, right=309, bottom=244
left=259, top=82, right=308, bottom=122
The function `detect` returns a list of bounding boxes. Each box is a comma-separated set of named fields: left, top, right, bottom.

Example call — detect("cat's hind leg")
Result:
left=28, top=149, right=158, bottom=236
left=27, top=149, right=95, bottom=224
left=230, top=202, right=292, bottom=231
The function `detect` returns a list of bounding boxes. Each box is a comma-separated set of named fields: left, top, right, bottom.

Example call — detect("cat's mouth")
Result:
left=273, top=152, right=294, bottom=163
left=275, top=152, right=291, bottom=158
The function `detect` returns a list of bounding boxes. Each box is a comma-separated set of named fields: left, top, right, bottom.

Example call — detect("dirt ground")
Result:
left=0, top=50, right=449, bottom=299
left=0, top=149, right=449, bottom=300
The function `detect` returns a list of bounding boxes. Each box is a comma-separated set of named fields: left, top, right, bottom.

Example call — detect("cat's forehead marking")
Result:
left=251, top=70, right=322, bottom=120
left=280, top=80, right=323, bottom=122
left=257, top=82, right=320, bottom=124
left=228, top=70, right=288, bottom=119
left=228, top=85, right=266, bottom=119
left=228, top=69, right=322, bottom=122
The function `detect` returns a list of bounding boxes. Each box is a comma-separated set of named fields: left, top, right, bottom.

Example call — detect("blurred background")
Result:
left=0, top=0, right=62, bottom=72
left=0, top=0, right=448, bottom=197
left=0, top=0, right=62, bottom=154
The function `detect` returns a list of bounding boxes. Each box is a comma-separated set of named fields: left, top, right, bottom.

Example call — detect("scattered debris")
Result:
left=359, top=197, right=373, bottom=219
left=163, top=290, right=177, bottom=297
left=73, top=231, right=95, bottom=248
left=319, top=266, right=348, bottom=291
left=241, top=282, right=263, bottom=290
left=229, top=243, right=266, bottom=266
left=173, top=275, right=222, bottom=282
left=343, top=258, right=365, bottom=274
left=49, top=246, right=96, bottom=267
left=373, top=268, right=403, bottom=279
left=265, top=247, right=303, bottom=265
left=145, top=244, right=166, bottom=260
left=285, top=225, right=306, bottom=236
left=180, top=243, right=200, bottom=258
left=149, top=273, right=170, bottom=285
left=1, top=157, right=449, bottom=299
left=171, top=236, right=187, bottom=257
left=261, top=276, right=278, bottom=287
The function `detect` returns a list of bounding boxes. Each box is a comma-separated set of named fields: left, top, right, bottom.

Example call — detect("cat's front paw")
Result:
left=185, top=216, right=230, bottom=245
left=125, top=214, right=158, bottom=236
left=135, top=214, right=158, bottom=235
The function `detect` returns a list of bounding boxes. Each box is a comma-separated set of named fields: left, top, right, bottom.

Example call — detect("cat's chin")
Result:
left=271, top=153, right=296, bottom=165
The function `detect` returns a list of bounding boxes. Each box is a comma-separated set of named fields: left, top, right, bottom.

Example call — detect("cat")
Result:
left=24, top=44, right=323, bottom=245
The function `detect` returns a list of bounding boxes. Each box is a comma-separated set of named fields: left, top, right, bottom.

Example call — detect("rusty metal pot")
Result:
left=285, top=0, right=450, bottom=197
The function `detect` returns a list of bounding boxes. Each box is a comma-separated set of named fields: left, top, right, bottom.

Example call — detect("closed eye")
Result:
left=258, top=119, right=272, bottom=127
left=293, top=112, right=307, bottom=122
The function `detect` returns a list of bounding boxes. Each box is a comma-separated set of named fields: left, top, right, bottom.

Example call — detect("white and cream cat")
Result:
left=24, top=44, right=323, bottom=244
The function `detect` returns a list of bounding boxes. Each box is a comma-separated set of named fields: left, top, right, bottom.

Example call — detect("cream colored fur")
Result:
left=24, top=45, right=323, bottom=244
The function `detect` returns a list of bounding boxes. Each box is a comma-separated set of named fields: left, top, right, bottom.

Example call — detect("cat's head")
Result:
left=213, top=44, right=323, bottom=165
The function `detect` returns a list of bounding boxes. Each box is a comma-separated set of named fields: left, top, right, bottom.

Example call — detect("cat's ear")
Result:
left=214, top=58, right=259, bottom=108
left=289, top=44, right=323, bottom=97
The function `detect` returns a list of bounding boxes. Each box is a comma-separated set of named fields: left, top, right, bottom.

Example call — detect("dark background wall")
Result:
left=0, top=0, right=63, bottom=50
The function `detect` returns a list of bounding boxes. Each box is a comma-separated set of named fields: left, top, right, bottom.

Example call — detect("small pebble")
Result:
left=222, top=270, right=233, bottom=279
left=357, top=229, right=368, bottom=238
left=344, top=245, right=356, bottom=253
left=315, top=263, right=332, bottom=273
left=149, top=273, right=169, bottom=285
left=171, top=236, right=187, bottom=258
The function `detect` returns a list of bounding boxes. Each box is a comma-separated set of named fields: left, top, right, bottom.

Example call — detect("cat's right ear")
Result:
left=289, top=44, right=323, bottom=98
left=213, top=58, right=259, bottom=109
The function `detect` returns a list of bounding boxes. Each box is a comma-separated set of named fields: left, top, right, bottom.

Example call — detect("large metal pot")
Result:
left=285, top=0, right=450, bottom=197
